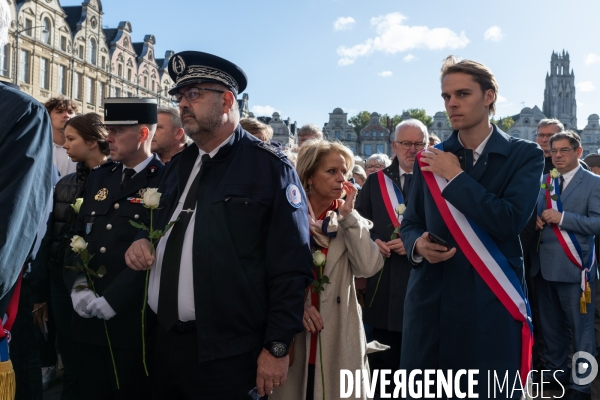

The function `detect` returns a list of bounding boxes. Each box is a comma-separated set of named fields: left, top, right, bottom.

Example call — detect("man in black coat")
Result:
left=356, top=119, right=428, bottom=398
left=64, top=98, right=163, bottom=399
left=125, top=51, right=313, bottom=400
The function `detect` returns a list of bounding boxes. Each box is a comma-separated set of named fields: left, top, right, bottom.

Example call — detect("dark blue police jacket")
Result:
left=150, top=125, right=313, bottom=362
left=400, top=125, right=544, bottom=397
left=0, top=83, right=52, bottom=304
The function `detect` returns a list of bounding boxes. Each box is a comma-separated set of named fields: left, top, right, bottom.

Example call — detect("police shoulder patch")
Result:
left=255, top=141, right=286, bottom=159
left=286, top=184, right=303, bottom=208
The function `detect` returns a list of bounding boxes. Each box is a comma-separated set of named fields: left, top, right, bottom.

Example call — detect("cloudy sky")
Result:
left=65, top=0, right=600, bottom=129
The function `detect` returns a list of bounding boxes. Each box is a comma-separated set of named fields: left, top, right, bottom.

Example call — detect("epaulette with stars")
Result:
left=91, top=160, right=116, bottom=173
left=253, top=141, right=287, bottom=159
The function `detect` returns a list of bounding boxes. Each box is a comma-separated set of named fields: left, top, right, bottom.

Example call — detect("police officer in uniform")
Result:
left=125, top=51, right=313, bottom=400
left=65, top=98, right=163, bottom=399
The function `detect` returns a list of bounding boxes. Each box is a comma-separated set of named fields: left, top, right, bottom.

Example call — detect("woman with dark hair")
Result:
left=32, top=113, right=111, bottom=399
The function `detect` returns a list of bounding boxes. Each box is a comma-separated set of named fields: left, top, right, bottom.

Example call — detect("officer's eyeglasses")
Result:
left=550, top=147, right=576, bottom=155
left=395, top=141, right=427, bottom=150
left=535, top=133, right=555, bottom=139
left=171, top=87, right=225, bottom=106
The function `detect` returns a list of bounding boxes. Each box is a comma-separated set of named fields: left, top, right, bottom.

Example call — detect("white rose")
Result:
left=396, top=203, right=406, bottom=215
left=550, top=168, right=559, bottom=179
left=143, top=188, right=161, bottom=209
left=312, top=250, right=326, bottom=267
left=71, top=198, right=83, bottom=214
left=70, top=235, right=88, bottom=254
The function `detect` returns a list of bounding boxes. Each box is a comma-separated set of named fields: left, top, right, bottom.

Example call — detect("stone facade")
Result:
left=543, top=50, right=577, bottom=130
left=323, top=108, right=358, bottom=154
left=430, top=111, right=453, bottom=141
left=0, top=0, right=175, bottom=112
left=505, top=106, right=546, bottom=141
left=359, top=112, right=390, bottom=157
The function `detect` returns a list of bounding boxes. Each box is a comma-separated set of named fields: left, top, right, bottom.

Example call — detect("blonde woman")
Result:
left=271, top=140, right=384, bottom=400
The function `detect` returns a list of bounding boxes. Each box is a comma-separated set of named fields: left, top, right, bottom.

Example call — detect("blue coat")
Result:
left=0, top=83, right=52, bottom=302
left=534, top=167, right=600, bottom=282
left=400, top=125, right=543, bottom=396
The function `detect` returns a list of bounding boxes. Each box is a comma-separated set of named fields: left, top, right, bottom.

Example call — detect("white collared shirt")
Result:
left=148, top=134, right=233, bottom=321
left=121, top=154, right=154, bottom=182
left=558, top=165, right=580, bottom=226
left=53, top=143, right=77, bottom=178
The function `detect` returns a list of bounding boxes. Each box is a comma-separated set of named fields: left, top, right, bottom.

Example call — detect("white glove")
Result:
left=86, top=296, right=116, bottom=320
left=71, top=276, right=97, bottom=318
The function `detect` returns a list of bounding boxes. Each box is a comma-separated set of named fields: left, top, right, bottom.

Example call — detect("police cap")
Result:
left=167, top=51, right=247, bottom=96
left=103, top=98, right=158, bottom=126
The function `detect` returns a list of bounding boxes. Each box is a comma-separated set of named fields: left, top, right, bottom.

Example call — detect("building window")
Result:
left=151, top=80, right=155, bottom=92
left=586, top=136, right=592, bottom=143
left=512, top=133, right=519, bottom=138
left=78, top=45, right=84, bottom=59
left=0, top=44, right=9, bottom=77
left=24, top=19, right=33, bottom=36
left=88, top=38, right=97, bottom=65
left=118, top=63, right=123, bottom=77
left=377, top=144, right=385, bottom=153
left=437, top=122, right=442, bottom=128
left=99, top=82, right=106, bottom=106
left=127, top=68, right=132, bottom=81
left=114, top=87, right=121, bottom=97
left=365, top=132, right=370, bottom=137
left=60, top=36, right=67, bottom=51
left=74, top=73, right=82, bottom=100
left=101, top=56, right=106, bottom=70
left=346, top=133, right=352, bottom=140
left=42, top=18, right=51, bottom=45
left=364, top=144, right=373, bottom=156
left=86, top=77, right=95, bottom=104
left=334, top=131, right=341, bottom=140
left=58, top=65, right=67, bottom=95
left=39, top=58, right=49, bottom=89
left=143, top=76, right=147, bottom=89
left=381, top=132, right=385, bottom=137
left=19, top=50, right=30, bottom=83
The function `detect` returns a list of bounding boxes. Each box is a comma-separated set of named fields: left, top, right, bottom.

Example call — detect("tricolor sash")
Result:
left=417, top=148, right=532, bottom=386
left=544, top=173, right=594, bottom=293
left=376, top=170, right=404, bottom=228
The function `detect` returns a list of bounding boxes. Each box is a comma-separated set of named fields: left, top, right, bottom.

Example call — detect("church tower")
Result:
left=543, top=50, right=577, bottom=129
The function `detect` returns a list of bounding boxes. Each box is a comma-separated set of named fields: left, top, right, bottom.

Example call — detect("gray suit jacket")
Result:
left=534, top=167, right=600, bottom=282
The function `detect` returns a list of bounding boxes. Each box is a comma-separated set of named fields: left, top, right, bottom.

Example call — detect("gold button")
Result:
left=114, top=203, right=120, bottom=209
left=100, top=247, right=106, bottom=253
left=91, top=211, right=96, bottom=215
left=106, top=224, right=112, bottom=230
left=134, top=214, right=139, bottom=219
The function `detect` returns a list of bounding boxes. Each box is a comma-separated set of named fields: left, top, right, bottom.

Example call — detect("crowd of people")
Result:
left=1, top=1, right=600, bottom=400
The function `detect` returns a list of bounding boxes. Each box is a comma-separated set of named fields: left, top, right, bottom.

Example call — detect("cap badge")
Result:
left=172, top=55, right=186, bottom=75
left=95, top=188, right=108, bottom=201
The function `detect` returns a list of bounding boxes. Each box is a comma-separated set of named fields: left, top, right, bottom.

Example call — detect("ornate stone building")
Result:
left=543, top=50, right=577, bottom=130
left=359, top=112, right=390, bottom=157
left=322, top=108, right=357, bottom=154
left=1, top=0, right=178, bottom=113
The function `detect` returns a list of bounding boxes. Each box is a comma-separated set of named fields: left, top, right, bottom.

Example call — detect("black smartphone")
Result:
left=428, top=232, right=448, bottom=248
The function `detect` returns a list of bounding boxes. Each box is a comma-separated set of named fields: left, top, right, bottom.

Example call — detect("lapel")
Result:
left=111, top=155, right=163, bottom=201
left=176, top=144, right=200, bottom=200
left=443, top=124, right=511, bottom=182
left=382, top=157, right=401, bottom=189
left=560, top=167, right=584, bottom=203
left=105, top=163, right=123, bottom=202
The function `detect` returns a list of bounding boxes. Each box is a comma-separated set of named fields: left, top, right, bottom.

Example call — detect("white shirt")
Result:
left=53, top=143, right=77, bottom=178
left=558, top=165, right=580, bottom=226
left=122, top=154, right=154, bottom=181
left=148, top=134, right=233, bottom=321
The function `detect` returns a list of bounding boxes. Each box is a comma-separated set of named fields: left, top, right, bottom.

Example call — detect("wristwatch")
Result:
left=264, top=341, right=289, bottom=358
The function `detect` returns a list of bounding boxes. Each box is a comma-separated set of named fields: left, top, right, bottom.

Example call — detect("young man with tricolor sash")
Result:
left=399, top=55, right=544, bottom=398
left=533, top=130, right=600, bottom=400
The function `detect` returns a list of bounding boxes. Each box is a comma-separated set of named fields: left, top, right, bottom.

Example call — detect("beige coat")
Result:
left=271, top=210, right=384, bottom=400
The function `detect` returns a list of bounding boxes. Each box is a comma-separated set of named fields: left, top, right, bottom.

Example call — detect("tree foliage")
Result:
left=348, top=111, right=372, bottom=135
left=491, top=116, right=515, bottom=132
left=403, top=109, right=433, bottom=128
left=379, top=113, right=402, bottom=132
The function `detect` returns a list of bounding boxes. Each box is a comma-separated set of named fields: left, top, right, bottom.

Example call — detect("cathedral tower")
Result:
left=543, top=50, right=577, bottom=129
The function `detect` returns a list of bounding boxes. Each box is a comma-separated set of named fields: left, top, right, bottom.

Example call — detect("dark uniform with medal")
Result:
left=130, top=51, right=313, bottom=399
left=65, top=98, right=163, bottom=399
